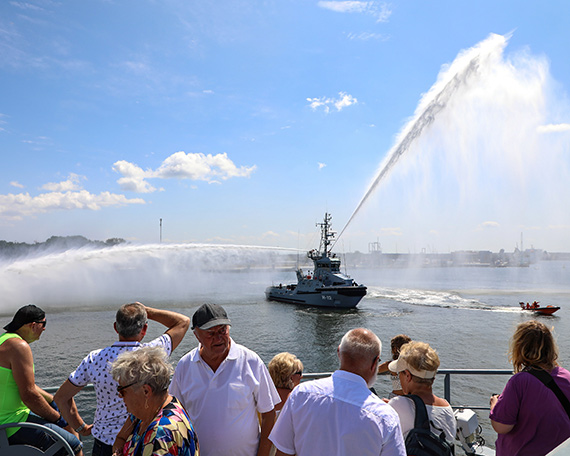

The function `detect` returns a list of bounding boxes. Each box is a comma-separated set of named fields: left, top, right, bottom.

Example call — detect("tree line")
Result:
left=0, top=236, right=126, bottom=260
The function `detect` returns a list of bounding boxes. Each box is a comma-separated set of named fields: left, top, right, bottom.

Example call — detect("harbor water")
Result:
left=5, top=256, right=570, bottom=453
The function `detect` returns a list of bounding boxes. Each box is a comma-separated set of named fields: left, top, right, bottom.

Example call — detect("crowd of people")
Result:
left=1, top=302, right=569, bottom=456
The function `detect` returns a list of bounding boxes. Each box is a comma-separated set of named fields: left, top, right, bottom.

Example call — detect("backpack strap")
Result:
left=525, top=368, right=570, bottom=420
left=405, top=394, right=431, bottom=430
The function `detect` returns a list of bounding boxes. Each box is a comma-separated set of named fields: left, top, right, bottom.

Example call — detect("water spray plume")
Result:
left=335, top=33, right=509, bottom=246
left=0, top=243, right=297, bottom=310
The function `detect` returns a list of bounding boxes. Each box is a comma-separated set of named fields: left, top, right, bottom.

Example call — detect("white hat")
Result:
left=388, top=357, right=437, bottom=379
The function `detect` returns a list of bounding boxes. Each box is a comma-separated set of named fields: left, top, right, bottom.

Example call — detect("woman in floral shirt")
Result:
left=111, top=346, right=199, bottom=456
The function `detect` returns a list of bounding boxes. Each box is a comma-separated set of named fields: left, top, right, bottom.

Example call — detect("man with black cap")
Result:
left=0, top=304, right=84, bottom=455
left=170, top=303, right=280, bottom=456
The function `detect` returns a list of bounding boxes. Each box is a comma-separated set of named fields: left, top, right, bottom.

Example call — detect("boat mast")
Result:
left=317, top=213, right=335, bottom=256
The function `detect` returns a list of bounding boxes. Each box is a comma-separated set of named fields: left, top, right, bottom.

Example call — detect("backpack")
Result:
left=404, top=394, right=454, bottom=456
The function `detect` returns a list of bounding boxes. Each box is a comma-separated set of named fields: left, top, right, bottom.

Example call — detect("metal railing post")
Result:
left=444, top=373, right=451, bottom=403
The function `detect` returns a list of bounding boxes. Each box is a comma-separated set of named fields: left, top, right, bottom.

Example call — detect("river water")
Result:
left=7, top=258, right=570, bottom=454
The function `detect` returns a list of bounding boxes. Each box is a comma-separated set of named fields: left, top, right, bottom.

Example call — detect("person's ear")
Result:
left=143, top=384, right=152, bottom=396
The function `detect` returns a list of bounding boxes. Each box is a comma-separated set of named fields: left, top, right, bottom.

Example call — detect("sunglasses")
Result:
left=35, top=320, right=46, bottom=328
left=117, top=381, right=138, bottom=397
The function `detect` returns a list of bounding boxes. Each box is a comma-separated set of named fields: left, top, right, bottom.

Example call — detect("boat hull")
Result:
left=530, top=307, right=560, bottom=316
left=265, top=285, right=367, bottom=309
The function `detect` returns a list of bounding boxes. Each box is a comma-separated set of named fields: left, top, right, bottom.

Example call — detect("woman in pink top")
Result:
left=490, top=320, right=570, bottom=455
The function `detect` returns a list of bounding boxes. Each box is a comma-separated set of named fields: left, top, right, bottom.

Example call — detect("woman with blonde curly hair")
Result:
left=268, top=352, right=303, bottom=456
left=387, top=341, right=456, bottom=443
left=268, top=353, right=303, bottom=410
left=490, top=320, right=570, bottom=455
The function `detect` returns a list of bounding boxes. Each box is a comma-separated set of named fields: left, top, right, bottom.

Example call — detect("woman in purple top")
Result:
left=490, top=320, right=570, bottom=455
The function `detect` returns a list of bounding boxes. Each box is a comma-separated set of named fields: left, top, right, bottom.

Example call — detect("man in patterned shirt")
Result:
left=54, top=302, right=190, bottom=456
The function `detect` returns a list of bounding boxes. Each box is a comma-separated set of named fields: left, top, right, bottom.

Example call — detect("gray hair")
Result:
left=339, top=328, right=381, bottom=362
left=111, top=346, right=173, bottom=393
left=115, top=303, right=147, bottom=338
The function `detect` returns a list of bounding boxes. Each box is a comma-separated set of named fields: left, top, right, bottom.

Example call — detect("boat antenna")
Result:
left=296, top=230, right=300, bottom=268
left=317, top=213, right=334, bottom=256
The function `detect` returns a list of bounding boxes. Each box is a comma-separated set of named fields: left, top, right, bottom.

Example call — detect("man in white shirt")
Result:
left=170, top=303, right=280, bottom=456
left=54, top=302, right=190, bottom=456
left=269, top=328, right=406, bottom=456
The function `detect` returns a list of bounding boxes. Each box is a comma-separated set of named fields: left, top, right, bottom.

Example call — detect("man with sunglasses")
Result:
left=54, top=302, right=190, bottom=456
left=0, top=304, right=84, bottom=455
left=170, top=303, right=280, bottom=456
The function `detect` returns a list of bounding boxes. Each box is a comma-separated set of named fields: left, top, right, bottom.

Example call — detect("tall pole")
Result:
left=160, top=218, right=162, bottom=243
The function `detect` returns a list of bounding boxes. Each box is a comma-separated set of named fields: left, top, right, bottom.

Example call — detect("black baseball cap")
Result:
left=192, top=303, right=231, bottom=330
left=4, top=305, right=46, bottom=333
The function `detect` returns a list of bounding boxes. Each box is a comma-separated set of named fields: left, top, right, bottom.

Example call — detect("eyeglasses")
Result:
left=293, top=371, right=303, bottom=376
left=117, top=381, right=138, bottom=397
left=371, top=355, right=380, bottom=368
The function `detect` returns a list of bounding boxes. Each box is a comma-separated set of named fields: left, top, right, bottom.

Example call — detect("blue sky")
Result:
left=1, top=0, right=570, bottom=253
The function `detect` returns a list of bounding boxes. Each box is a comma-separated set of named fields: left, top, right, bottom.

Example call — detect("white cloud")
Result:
left=318, top=162, right=327, bottom=170
left=41, top=173, right=85, bottom=192
left=346, top=32, right=389, bottom=41
left=0, top=190, right=145, bottom=221
left=380, top=227, right=403, bottom=236
left=113, top=151, right=257, bottom=193
left=0, top=113, right=8, bottom=131
left=334, top=93, right=358, bottom=111
left=307, top=97, right=328, bottom=112
left=9, top=2, right=45, bottom=12
left=537, top=123, right=570, bottom=133
left=10, top=181, right=24, bottom=189
left=112, top=161, right=158, bottom=193
left=477, top=221, right=500, bottom=230
left=307, top=92, right=358, bottom=113
left=318, top=1, right=392, bottom=22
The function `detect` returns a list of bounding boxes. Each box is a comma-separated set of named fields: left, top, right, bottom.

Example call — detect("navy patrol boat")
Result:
left=265, top=213, right=367, bottom=308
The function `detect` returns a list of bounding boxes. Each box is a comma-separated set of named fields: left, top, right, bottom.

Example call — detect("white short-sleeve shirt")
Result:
left=388, top=395, right=456, bottom=443
left=68, top=334, right=172, bottom=445
left=269, top=370, right=406, bottom=456
left=170, top=338, right=280, bottom=456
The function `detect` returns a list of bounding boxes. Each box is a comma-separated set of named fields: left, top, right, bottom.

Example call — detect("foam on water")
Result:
left=366, top=286, right=522, bottom=312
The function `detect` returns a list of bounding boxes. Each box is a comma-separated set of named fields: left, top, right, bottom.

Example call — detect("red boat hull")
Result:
left=525, top=306, right=560, bottom=316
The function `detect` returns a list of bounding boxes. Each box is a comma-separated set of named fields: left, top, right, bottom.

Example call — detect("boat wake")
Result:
left=366, top=286, right=520, bottom=312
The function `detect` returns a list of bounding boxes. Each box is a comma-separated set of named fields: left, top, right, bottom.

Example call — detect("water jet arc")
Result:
left=334, top=34, right=507, bottom=247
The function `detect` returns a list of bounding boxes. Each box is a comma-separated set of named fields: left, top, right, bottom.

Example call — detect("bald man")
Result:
left=270, top=328, right=405, bottom=456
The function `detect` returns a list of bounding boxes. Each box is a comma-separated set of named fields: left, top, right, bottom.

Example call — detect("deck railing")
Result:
left=45, top=368, right=513, bottom=411
left=438, top=369, right=512, bottom=410
left=305, top=368, right=513, bottom=410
